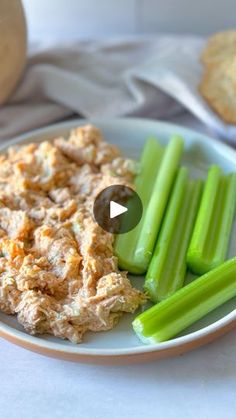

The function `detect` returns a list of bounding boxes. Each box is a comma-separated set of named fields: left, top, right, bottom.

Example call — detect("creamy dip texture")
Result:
left=0, top=125, right=145, bottom=343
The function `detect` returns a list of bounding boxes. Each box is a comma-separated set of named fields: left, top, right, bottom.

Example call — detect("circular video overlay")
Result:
left=93, top=185, right=143, bottom=234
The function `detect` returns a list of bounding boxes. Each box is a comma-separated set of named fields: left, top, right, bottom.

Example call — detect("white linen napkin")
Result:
left=1, top=35, right=236, bottom=142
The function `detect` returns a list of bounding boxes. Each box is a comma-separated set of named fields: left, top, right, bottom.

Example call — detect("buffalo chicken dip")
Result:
left=0, top=125, right=145, bottom=343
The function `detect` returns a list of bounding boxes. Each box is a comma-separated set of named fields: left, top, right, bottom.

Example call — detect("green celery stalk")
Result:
left=145, top=167, right=203, bottom=302
left=132, top=135, right=184, bottom=273
left=133, top=257, right=236, bottom=343
left=115, top=138, right=164, bottom=274
left=115, top=135, right=184, bottom=274
left=116, top=135, right=184, bottom=274
left=187, top=165, right=236, bottom=275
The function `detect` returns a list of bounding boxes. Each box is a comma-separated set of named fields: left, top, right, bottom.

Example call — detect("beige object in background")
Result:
left=201, top=29, right=236, bottom=65
left=199, top=57, right=236, bottom=124
left=200, top=29, right=236, bottom=124
left=0, top=0, right=27, bottom=104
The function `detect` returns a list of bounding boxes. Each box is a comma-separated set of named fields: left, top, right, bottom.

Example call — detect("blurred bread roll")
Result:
left=199, top=57, right=236, bottom=124
left=201, top=30, right=236, bottom=66
left=199, top=30, right=236, bottom=124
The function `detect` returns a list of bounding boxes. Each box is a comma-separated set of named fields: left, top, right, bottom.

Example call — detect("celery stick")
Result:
left=133, top=136, right=183, bottom=273
left=134, top=138, right=164, bottom=207
left=132, top=135, right=184, bottom=273
left=145, top=167, right=203, bottom=302
left=133, top=258, right=236, bottom=343
left=115, top=136, right=184, bottom=274
left=187, top=166, right=236, bottom=275
left=115, top=138, right=164, bottom=274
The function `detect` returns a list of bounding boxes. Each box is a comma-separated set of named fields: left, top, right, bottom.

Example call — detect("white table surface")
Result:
left=0, top=113, right=235, bottom=419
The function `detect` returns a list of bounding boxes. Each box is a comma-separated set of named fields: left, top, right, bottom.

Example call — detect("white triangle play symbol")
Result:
left=110, top=201, right=128, bottom=219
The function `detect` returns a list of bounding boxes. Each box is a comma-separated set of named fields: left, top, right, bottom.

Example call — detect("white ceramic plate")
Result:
left=0, top=118, right=235, bottom=364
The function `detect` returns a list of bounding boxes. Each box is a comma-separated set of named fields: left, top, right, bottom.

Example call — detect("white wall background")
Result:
left=22, top=0, right=236, bottom=41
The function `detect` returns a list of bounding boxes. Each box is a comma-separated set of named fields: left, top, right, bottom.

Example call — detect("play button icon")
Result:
left=93, top=185, right=143, bottom=234
left=110, top=201, right=128, bottom=219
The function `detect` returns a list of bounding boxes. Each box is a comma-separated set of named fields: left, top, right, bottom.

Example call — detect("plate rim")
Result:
left=0, top=117, right=235, bottom=360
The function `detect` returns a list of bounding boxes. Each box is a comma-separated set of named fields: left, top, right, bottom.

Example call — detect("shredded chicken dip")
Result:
left=0, top=125, right=145, bottom=343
